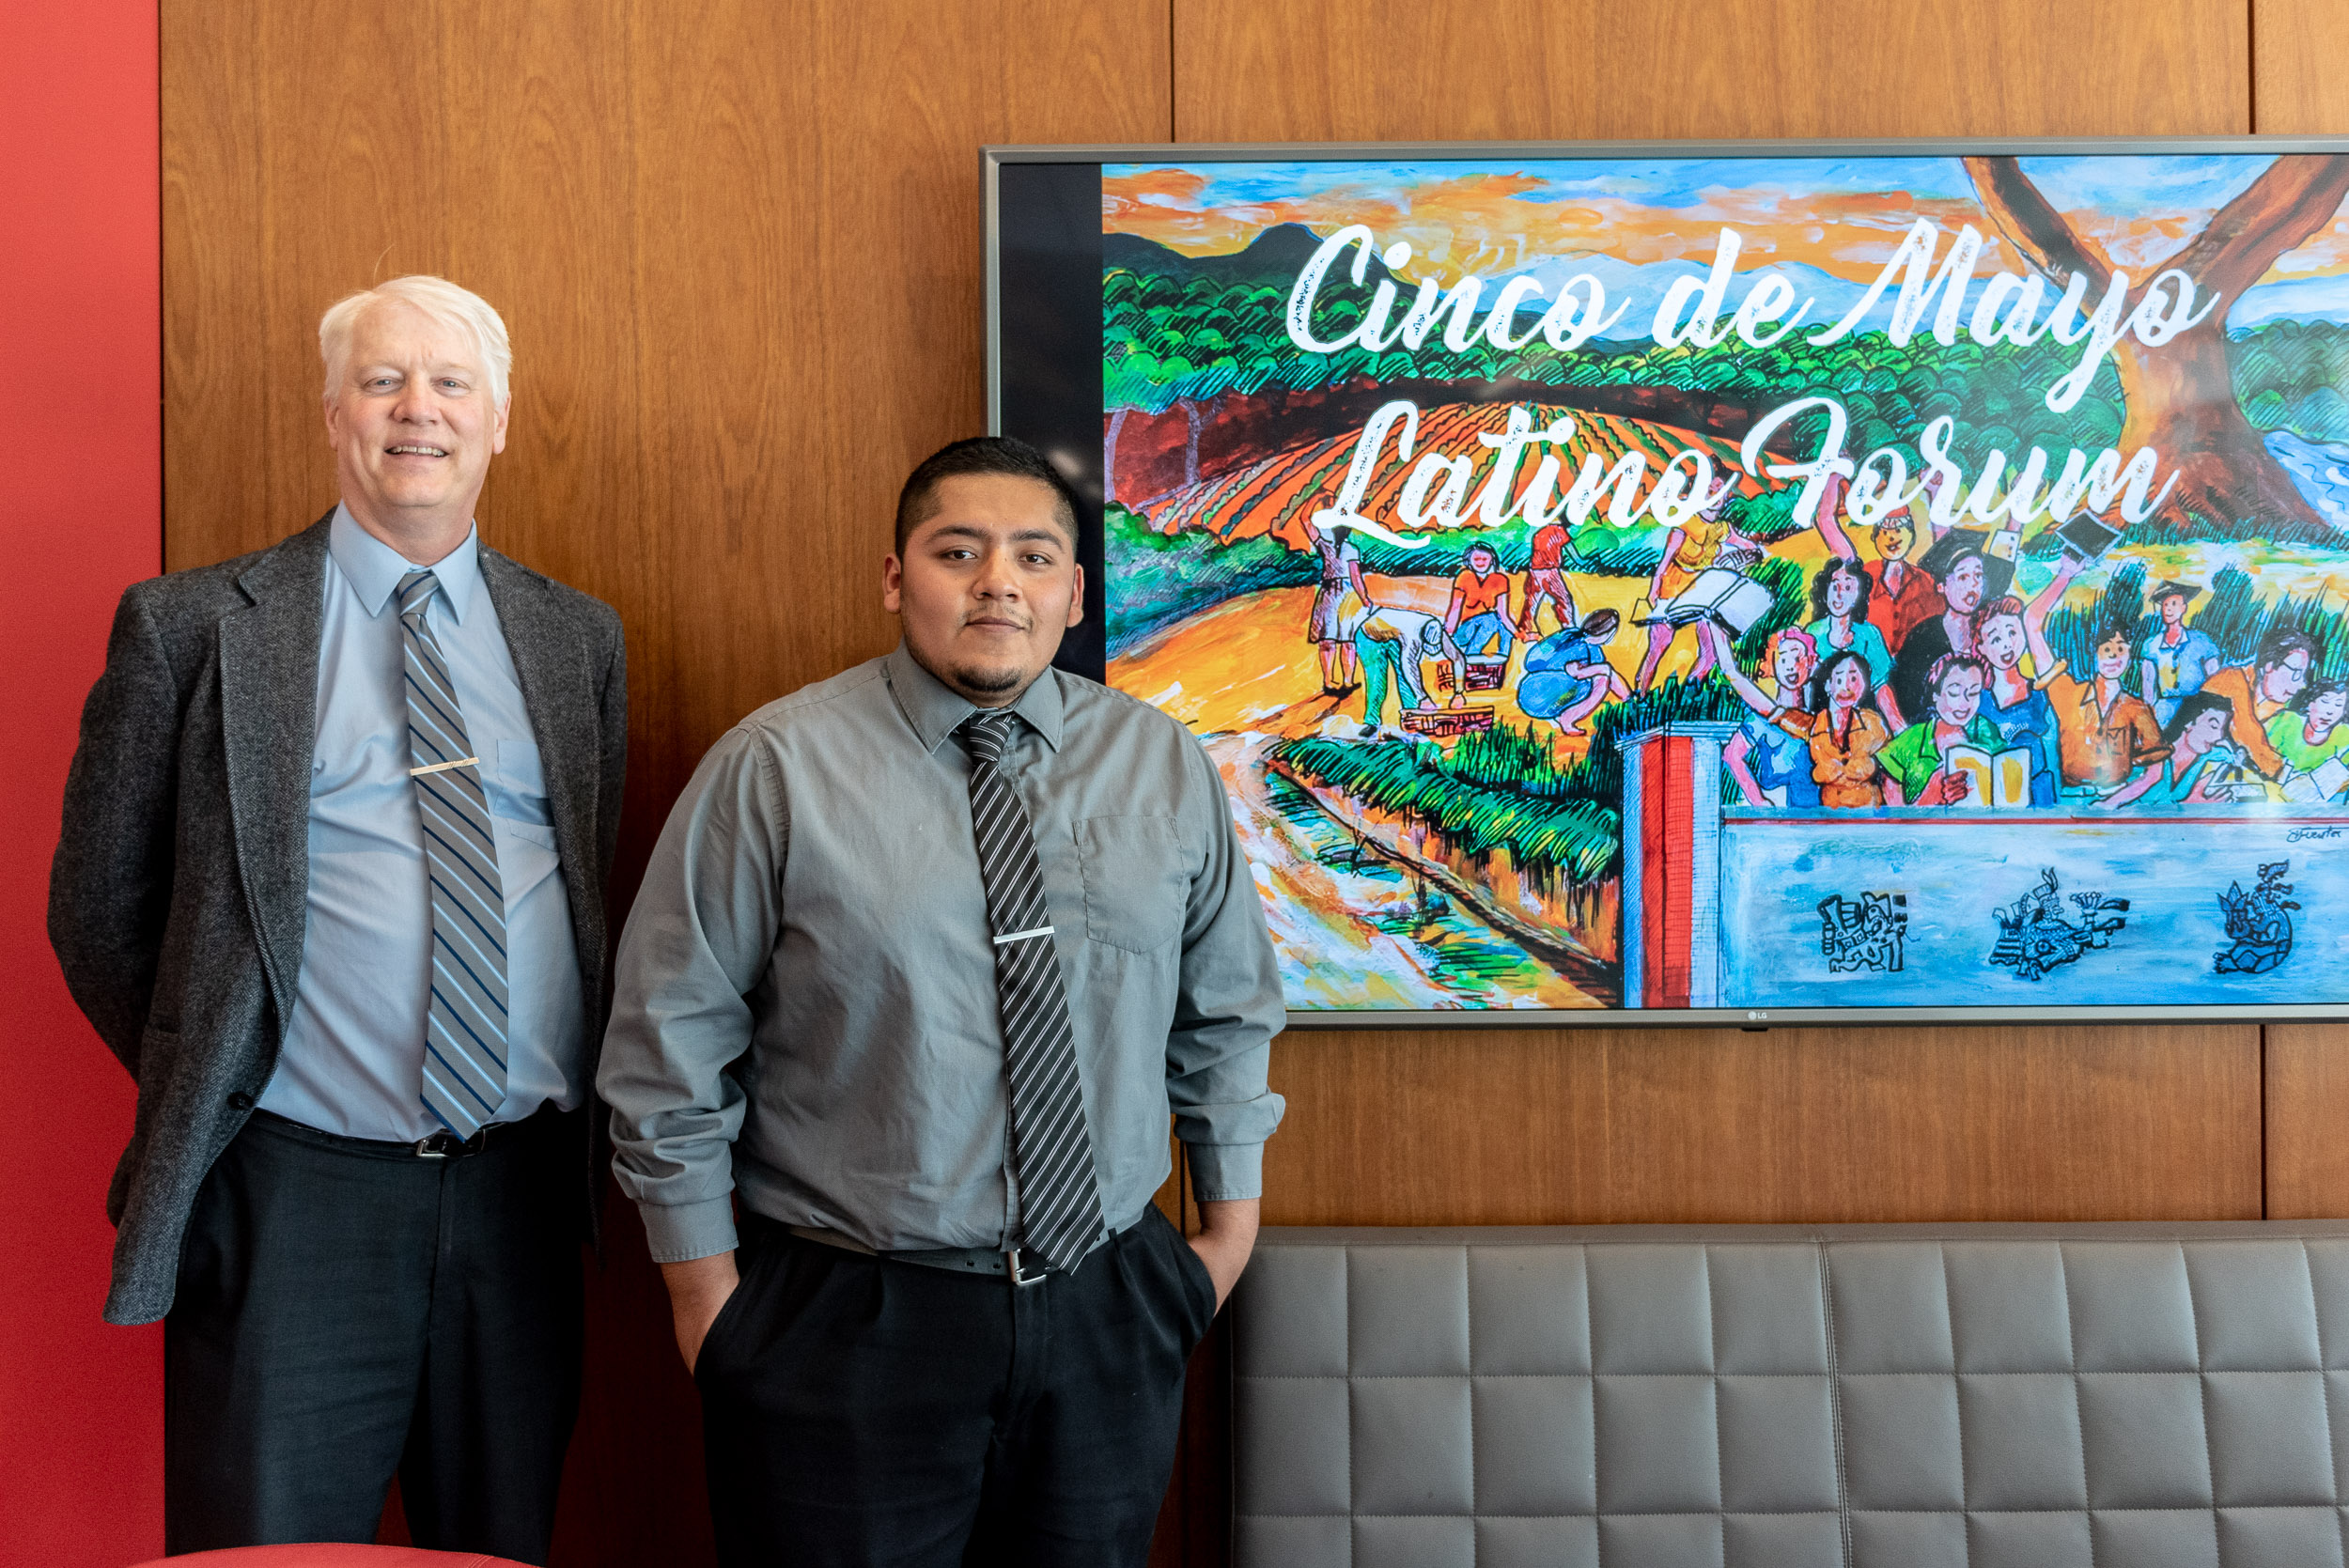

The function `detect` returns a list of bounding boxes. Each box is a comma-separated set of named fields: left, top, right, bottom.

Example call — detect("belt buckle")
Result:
left=413, top=1130, right=464, bottom=1158
left=1007, top=1248, right=1047, bottom=1287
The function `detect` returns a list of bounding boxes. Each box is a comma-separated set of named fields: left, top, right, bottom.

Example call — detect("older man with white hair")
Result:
left=50, top=275, right=626, bottom=1560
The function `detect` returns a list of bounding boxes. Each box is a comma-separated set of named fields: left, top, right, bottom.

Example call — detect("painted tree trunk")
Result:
left=2113, top=327, right=2324, bottom=529
left=1969, top=152, right=2349, bottom=535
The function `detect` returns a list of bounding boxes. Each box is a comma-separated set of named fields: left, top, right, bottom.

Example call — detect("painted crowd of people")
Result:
left=1710, top=484, right=2344, bottom=812
left=1302, top=472, right=2349, bottom=813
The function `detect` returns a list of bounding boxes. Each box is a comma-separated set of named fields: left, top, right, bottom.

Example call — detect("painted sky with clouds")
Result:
left=1102, top=156, right=2349, bottom=287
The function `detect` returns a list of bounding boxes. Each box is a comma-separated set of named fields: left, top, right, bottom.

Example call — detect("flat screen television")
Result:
left=987, top=140, right=2349, bottom=1027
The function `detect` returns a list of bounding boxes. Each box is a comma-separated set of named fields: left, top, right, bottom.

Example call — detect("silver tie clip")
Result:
left=408, top=756, right=480, bottom=778
left=991, top=925, right=1054, bottom=946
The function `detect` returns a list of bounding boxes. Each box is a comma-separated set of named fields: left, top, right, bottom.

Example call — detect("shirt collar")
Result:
left=328, top=503, right=484, bottom=623
left=882, top=642, right=1065, bottom=755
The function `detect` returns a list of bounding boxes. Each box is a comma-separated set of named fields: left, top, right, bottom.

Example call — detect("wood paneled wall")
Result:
left=1174, top=0, right=2248, bottom=142
left=156, top=2, right=2346, bottom=1564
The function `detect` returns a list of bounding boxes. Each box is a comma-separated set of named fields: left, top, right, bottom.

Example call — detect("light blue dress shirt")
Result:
left=257, top=505, right=585, bottom=1141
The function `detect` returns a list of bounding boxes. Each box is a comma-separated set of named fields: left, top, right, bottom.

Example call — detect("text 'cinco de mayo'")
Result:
left=1284, top=218, right=2217, bottom=547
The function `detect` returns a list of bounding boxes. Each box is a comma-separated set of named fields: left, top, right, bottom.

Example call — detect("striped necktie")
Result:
left=397, top=568, right=509, bottom=1137
left=958, top=708, right=1103, bottom=1273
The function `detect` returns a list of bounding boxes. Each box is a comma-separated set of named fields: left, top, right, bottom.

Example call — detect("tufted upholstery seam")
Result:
left=2058, top=1242, right=2095, bottom=1568
left=2306, top=1239, right=2348, bottom=1568
left=1246, top=1509, right=1842, bottom=1520
left=1239, top=1368, right=2342, bottom=1379
left=1460, top=1245, right=1475, bottom=1565
left=2181, top=1240, right=2218, bottom=1560
left=1343, top=1244, right=1354, bottom=1568
left=1703, top=1242, right=1723, bottom=1535
left=1585, top=1245, right=1600, bottom=1568
left=1243, top=1503, right=2343, bottom=1517
left=1821, top=1242, right=1854, bottom=1568
left=1940, top=1243, right=1972, bottom=1568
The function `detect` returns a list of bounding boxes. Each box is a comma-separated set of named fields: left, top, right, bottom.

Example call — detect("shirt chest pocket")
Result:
left=1075, top=815, right=1190, bottom=954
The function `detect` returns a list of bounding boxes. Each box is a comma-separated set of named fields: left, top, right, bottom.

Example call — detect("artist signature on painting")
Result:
left=2286, top=826, right=2343, bottom=844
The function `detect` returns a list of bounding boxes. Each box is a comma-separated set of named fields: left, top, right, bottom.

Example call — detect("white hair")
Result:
left=319, top=274, right=512, bottom=407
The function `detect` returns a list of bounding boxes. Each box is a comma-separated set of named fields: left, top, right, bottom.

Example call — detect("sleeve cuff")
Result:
left=1184, top=1141, right=1263, bottom=1203
left=636, top=1195, right=739, bottom=1264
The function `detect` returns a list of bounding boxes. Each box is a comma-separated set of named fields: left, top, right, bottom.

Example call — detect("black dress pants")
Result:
left=163, top=1108, right=583, bottom=1562
left=698, top=1205, right=1217, bottom=1568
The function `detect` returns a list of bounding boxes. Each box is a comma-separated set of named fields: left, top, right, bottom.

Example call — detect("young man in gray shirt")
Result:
left=598, top=436, right=1284, bottom=1565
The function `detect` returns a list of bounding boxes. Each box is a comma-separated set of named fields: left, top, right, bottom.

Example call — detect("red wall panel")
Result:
left=0, top=1, right=165, bottom=1562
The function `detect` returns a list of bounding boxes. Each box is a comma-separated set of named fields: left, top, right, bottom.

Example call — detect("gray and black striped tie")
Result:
left=397, top=568, right=509, bottom=1137
left=959, top=708, right=1104, bottom=1272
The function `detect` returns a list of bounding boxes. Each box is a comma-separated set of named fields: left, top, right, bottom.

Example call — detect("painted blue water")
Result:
left=2263, top=429, right=2349, bottom=529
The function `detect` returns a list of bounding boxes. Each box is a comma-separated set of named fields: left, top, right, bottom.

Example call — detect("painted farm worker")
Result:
left=2019, top=558, right=2164, bottom=790
left=1811, top=472, right=1945, bottom=655
left=1804, top=555, right=1896, bottom=695
left=2105, top=691, right=2254, bottom=808
left=2269, top=674, right=2349, bottom=800
left=1878, top=654, right=2002, bottom=805
left=1783, top=646, right=1892, bottom=809
left=1888, top=527, right=2014, bottom=732
left=2201, top=626, right=2318, bottom=780
left=1703, top=621, right=1822, bottom=808
left=598, top=436, right=1284, bottom=1566
left=2139, top=579, right=2221, bottom=726
left=1634, top=474, right=1762, bottom=691
left=1968, top=594, right=2060, bottom=806
left=1445, top=538, right=1517, bottom=660
left=49, top=276, right=628, bottom=1560
left=1307, top=520, right=1373, bottom=695
left=1518, top=515, right=1578, bottom=637
left=1353, top=602, right=1467, bottom=725
left=1517, top=607, right=1629, bottom=738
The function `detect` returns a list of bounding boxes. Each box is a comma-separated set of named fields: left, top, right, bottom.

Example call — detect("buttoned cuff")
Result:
left=1184, top=1141, right=1263, bottom=1203
left=635, top=1196, right=739, bottom=1264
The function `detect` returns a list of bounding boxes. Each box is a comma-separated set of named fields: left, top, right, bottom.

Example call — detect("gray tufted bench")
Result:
left=1231, top=1222, right=2349, bottom=1568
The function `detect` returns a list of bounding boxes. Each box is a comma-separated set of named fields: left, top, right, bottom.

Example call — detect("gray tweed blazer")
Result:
left=49, top=514, right=628, bottom=1324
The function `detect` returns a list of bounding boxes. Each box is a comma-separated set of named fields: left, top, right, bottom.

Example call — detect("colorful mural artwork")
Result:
left=1098, top=152, right=2349, bottom=1014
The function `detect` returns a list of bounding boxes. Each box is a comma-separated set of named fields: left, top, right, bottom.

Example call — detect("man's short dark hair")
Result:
left=894, top=436, right=1082, bottom=555
left=2256, top=626, right=2319, bottom=673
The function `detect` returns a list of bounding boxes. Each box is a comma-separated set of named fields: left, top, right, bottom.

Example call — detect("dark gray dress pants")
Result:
left=698, top=1204, right=1217, bottom=1568
left=163, top=1107, right=583, bottom=1562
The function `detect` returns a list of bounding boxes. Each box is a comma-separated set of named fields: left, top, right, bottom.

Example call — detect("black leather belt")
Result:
left=784, top=1222, right=1054, bottom=1284
left=778, top=1211, right=1152, bottom=1286
left=250, top=1105, right=557, bottom=1160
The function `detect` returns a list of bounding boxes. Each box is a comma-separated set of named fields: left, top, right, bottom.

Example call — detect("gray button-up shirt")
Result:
left=599, top=644, right=1286, bottom=1264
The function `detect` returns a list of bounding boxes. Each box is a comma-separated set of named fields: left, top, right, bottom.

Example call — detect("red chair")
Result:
left=131, top=1548, right=530, bottom=1567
